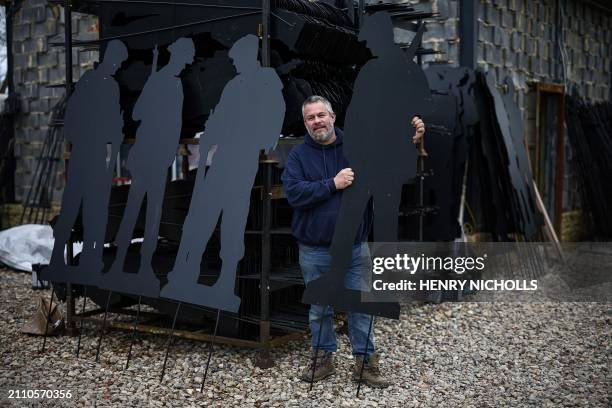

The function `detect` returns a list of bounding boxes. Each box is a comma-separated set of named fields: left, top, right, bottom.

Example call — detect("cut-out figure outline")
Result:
left=101, top=37, right=195, bottom=297
left=161, top=34, right=286, bottom=312
left=44, top=40, right=128, bottom=285
left=301, top=12, right=432, bottom=318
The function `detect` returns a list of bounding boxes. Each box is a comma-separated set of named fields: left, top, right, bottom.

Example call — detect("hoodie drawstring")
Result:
left=322, top=146, right=327, bottom=179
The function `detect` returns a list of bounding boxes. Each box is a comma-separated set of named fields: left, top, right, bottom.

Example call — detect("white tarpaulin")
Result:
left=0, top=224, right=82, bottom=272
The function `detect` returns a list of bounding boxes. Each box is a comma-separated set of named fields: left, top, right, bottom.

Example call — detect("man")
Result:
left=281, top=95, right=425, bottom=387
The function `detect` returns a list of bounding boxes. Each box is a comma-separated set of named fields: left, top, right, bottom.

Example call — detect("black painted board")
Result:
left=301, top=13, right=433, bottom=319
left=482, top=70, right=542, bottom=240
left=498, top=77, right=543, bottom=239
left=43, top=41, right=128, bottom=285
left=160, top=35, right=286, bottom=312
left=473, top=70, right=514, bottom=239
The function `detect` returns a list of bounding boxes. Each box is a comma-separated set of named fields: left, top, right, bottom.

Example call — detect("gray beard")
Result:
left=309, top=126, right=334, bottom=143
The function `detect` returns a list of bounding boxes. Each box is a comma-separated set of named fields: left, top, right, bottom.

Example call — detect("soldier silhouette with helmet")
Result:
left=102, top=38, right=195, bottom=297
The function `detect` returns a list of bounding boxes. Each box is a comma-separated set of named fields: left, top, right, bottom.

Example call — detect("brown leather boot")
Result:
left=352, top=352, right=390, bottom=388
left=300, top=351, right=336, bottom=383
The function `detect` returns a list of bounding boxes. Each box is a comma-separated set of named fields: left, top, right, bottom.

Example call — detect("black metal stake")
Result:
left=200, top=308, right=221, bottom=392
left=125, top=295, right=142, bottom=370
left=160, top=302, right=181, bottom=383
left=309, top=308, right=326, bottom=391
left=356, top=315, right=375, bottom=397
left=75, top=286, right=88, bottom=357
left=258, top=158, right=273, bottom=367
left=40, top=285, right=56, bottom=353
left=95, top=290, right=112, bottom=362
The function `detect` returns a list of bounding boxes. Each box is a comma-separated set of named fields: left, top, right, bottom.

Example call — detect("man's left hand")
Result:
left=411, top=116, right=425, bottom=144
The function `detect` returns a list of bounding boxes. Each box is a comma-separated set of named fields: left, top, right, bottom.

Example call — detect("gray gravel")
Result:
left=0, top=267, right=609, bottom=407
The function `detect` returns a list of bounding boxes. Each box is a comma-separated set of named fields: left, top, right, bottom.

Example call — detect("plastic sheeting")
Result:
left=0, top=224, right=82, bottom=272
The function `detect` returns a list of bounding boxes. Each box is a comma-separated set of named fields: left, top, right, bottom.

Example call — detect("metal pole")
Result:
left=358, top=0, right=365, bottom=28
left=459, top=0, right=477, bottom=69
left=258, top=159, right=273, bottom=367
left=415, top=22, right=427, bottom=242
left=160, top=302, right=181, bottom=382
left=20, top=127, right=50, bottom=224
left=416, top=127, right=427, bottom=241
left=125, top=295, right=142, bottom=370
left=75, top=286, right=88, bottom=357
left=40, top=286, right=56, bottom=353
left=259, top=1, right=273, bottom=366
left=3, top=2, right=16, bottom=208
left=63, top=0, right=76, bottom=334
left=64, top=0, right=74, bottom=96
left=356, top=315, right=375, bottom=397
left=95, top=290, right=112, bottom=362
left=200, top=309, right=221, bottom=392
left=261, top=0, right=270, bottom=67
left=6, top=3, right=13, bottom=96
left=309, top=312, right=325, bottom=391
left=41, top=128, right=64, bottom=222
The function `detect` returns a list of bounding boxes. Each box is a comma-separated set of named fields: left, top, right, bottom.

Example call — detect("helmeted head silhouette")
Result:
left=358, top=12, right=395, bottom=58
left=229, top=34, right=259, bottom=74
left=100, top=40, right=128, bottom=75
left=167, top=38, right=195, bottom=75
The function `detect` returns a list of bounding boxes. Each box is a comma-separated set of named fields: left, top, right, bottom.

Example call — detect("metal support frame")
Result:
left=75, top=314, right=302, bottom=349
left=459, top=0, right=477, bottom=69
left=610, top=43, right=612, bottom=102
left=261, top=0, right=270, bottom=67
left=62, top=154, right=299, bottom=358
left=358, top=0, right=364, bottom=27
left=254, top=0, right=275, bottom=368
left=416, top=23, right=427, bottom=241
left=63, top=0, right=77, bottom=335
left=1, top=2, right=16, bottom=205
left=257, top=157, right=275, bottom=367
left=6, top=3, right=14, bottom=97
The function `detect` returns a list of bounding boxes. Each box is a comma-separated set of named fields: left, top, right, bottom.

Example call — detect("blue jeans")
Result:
left=299, top=243, right=375, bottom=359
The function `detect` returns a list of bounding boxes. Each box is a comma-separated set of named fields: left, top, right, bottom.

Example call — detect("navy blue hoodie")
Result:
left=281, top=128, right=371, bottom=247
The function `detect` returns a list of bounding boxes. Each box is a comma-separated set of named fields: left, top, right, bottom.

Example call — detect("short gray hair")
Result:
left=301, top=95, right=335, bottom=119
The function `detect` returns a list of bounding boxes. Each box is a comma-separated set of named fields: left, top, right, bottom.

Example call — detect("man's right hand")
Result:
left=334, top=168, right=354, bottom=190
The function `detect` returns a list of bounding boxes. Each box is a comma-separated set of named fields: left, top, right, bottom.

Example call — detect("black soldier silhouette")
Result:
left=101, top=38, right=195, bottom=297
left=44, top=40, right=127, bottom=285
left=301, top=12, right=432, bottom=316
left=161, top=34, right=285, bottom=312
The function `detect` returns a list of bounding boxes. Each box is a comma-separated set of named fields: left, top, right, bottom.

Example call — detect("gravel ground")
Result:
left=0, top=267, right=609, bottom=407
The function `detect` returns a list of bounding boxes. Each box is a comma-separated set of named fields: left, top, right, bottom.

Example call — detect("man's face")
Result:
left=303, top=101, right=336, bottom=143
